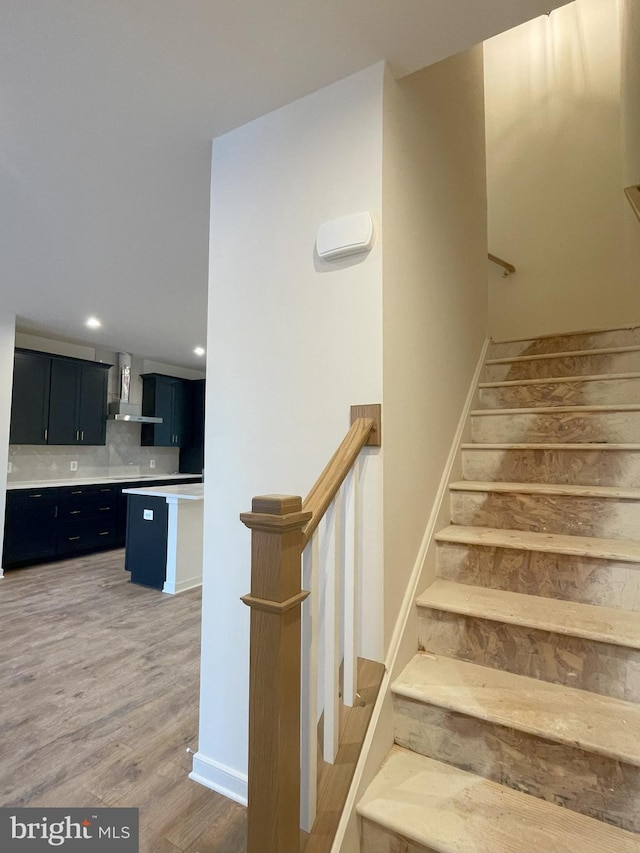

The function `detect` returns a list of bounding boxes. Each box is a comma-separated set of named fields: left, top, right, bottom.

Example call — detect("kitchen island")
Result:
left=123, top=482, right=204, bottom=594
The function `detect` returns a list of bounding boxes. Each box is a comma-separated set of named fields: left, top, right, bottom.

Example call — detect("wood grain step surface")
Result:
left=461, top=445, right=640, bottom=488
left=472, top=404, right=640, bottom=416
left=357, top=746, right=640, bottom=853
left=450, top=488, right=640, bottom=540
left=470, top=409, right=640, bottom=444
left=479, top=375, right=640, bottom=410
left=480, top=371, right=640, bottom=388
left=450, top=480, right=640, bottom=500
left=482, top=350, right=640, bottom=382
left=393, top=653, right=640, bottom=766
left=418, top=579, right=640, bottom=650
left=435, top=525, right=640, bottom=562
left=487, top=327, right=640, bottom=360
left=461, top=442, right=640, bottom=450
left=486, top=345, right=640, bottom=366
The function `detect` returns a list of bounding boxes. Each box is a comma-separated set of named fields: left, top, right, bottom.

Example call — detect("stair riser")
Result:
left=418, top=608, right=640, bottom=702
left=393, top=696, right=640, bottom=833
left=462, top=448, right=640, bottom=487
left=471, top=411, right=640, bottom=443
left=436, top=542, right=640, bottom=611
left=479, top=377, right=640, bottom=410
left=488, top=329, right=640, bottom=359
left=483, top=351, right=640, bottom=382
left=361, top=820, right=435, bottom=853
left=451, top=491, right=640, bottom=540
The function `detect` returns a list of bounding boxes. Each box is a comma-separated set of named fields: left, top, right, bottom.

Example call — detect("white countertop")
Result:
left=123, top=483, right=204, bottom=501
left=7, top=473, right=202, bottom=490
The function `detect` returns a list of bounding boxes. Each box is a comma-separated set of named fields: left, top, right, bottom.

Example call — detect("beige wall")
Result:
left=485, top=0, right=637, bottom=340
left=382, top=47, right=488, bottom=649
left=621, top=0, right=640, bottom=289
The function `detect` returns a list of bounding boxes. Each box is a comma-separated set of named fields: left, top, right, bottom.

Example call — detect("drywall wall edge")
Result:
left=330, top=335, right=490, bottom=853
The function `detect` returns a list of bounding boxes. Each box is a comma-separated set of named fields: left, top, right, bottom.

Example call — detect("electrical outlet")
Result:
left=149, top=459, right=156, bottom=469
left=7, top=461, right=12, bottom=474
left=70, top=461, right=78, bottom=471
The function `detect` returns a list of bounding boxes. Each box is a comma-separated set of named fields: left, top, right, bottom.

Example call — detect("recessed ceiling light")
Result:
left=86, top=316, right=102, bottom=329
left=194, top=346, right=205, bottom=356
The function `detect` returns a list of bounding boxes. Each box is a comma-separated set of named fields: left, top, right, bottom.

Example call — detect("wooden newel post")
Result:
left=240, top=495, right=312, bottom=853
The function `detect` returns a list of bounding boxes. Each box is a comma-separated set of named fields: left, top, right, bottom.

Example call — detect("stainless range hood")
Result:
left=107, top=353, right=163, bottom=424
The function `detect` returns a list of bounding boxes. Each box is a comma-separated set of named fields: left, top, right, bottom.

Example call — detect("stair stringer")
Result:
left=331, top=336, right=490, bottom=853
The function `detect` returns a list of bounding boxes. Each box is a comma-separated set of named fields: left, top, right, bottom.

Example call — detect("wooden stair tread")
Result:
left=486, top=344, right=640, bottom=365
left=480, top=371, right=640, bottom=388
left=471, top=403, right=640, bottom=416
left=461, top=442, right=640, bottom=450
left=490, top=325, right=640, bottom=346
left=417, top=579, right=640, bottom=649
left=449, top=480, right=640, bottom=500
left=357, top=746, right=640, bottom=853
left=393, top=654, right=640, bottom=766
left=435, top=524, right=640, bottom=562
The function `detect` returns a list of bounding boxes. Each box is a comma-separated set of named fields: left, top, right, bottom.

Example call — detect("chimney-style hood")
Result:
left=107, top=353, right=163, bottom=424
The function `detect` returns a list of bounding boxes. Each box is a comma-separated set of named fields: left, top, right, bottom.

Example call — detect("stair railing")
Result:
left=488, top=252, right=516, bottom=277
left=625, top=185, right=640, bottom=223
left=240, top=404, right=381, bottom=853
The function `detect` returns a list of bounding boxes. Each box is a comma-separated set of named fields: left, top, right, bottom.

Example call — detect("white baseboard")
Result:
left=189, top=751, right=248, bottom=806
left=163, top=575, right=202, bottom=594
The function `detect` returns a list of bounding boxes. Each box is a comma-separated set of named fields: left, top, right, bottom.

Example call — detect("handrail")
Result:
left=240, top=403, right=381, bottom=853
left=488, top=252, right=516, bottom=276
left=302, top=407, right=380, bottom=546
left=624, top=185, right=640, bottom=224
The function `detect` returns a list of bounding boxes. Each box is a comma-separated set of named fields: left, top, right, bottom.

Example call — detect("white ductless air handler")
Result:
left=316, top=211, right=375, bottom=260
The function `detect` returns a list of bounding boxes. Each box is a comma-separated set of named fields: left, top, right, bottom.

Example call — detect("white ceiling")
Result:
left=1, top=0, right=570, bottom=368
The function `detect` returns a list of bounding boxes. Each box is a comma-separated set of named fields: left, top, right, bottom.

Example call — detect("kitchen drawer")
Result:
left=58, top=485, right=117, bottom=521
left=57, top=519, right=117, bottom=555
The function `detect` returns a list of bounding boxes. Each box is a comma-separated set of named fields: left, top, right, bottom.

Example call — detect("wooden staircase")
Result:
left=357, top=327, right=640, bottom=852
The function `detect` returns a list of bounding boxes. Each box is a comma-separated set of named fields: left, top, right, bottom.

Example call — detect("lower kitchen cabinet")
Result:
left=3, top=488, right=59, bottom=566
left=3, top=477, right=200, bottom=569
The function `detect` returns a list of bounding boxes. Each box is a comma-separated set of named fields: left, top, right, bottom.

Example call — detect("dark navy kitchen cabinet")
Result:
left=9, top=348, right=111, bottom=447
left=48, top=359, right=110, bottom=445
left=9, top=350, right=51, bottom=445
left=140, top=373, right=191, bottom=448
left=125, top=494, right=169, bottom=589
left=55, top=484, right=117, bottom=557
left=3, top=488, right=60, bottom=567
left=179, top=379, right=205, bottom=474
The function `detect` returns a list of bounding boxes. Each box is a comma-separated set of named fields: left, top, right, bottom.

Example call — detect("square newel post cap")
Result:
left=240, top=494, right=312, bottom=532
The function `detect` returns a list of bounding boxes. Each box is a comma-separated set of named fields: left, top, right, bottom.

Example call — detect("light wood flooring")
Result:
left=1, top=549, right=384, bottom=853
left=0, top=549, right=245, bottom=853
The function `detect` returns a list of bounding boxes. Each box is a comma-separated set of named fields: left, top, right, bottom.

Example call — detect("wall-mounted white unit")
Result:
left=316, top=212, right=375, bottom=261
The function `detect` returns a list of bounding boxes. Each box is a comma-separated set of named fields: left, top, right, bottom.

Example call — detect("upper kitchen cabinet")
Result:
left=9, top=348, right=111, bottom=446
left=48, top=358, right=111, bottom=445
left=10, top=350, right=51, bottom=444
left=140, top=373, right=191, bottom=447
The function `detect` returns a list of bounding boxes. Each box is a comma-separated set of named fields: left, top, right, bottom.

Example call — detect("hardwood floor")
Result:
left=0, top=549, right=246, bottom=853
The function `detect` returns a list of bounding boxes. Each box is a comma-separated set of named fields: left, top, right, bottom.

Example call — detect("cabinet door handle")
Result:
left=70, top=510, right=82, bottom=515
left=68, top=536, right=81, bottom=541
left=44, top=429, right=48, bottom=442
left=29, top=494, right=43, bottom=498
left=99, top=507, right=110, bottom=512
left=81, top=430, right=84, bottom=441
left=98, top=531, right=110, bottom=536
left=71, top=490, right=82, bottom=494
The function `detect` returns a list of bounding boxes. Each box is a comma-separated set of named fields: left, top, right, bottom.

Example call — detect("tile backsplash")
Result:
left=8, top=420, right=179, bottom=483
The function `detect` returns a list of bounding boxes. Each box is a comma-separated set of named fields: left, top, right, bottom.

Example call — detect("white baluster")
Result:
left=322, top=497, right=340, bottom=763
left=300, top=536, right=319, bottom=831
left=342, top=463, right=359, bottom=707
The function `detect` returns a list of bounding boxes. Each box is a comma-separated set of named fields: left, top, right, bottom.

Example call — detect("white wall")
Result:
left=0, top=313, right=17, bottom=575
left=381, top=49, right=488, bottom=648
left=194, top=64, right=385, bottom=802
left=485, top=0, right=637, bottom=339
